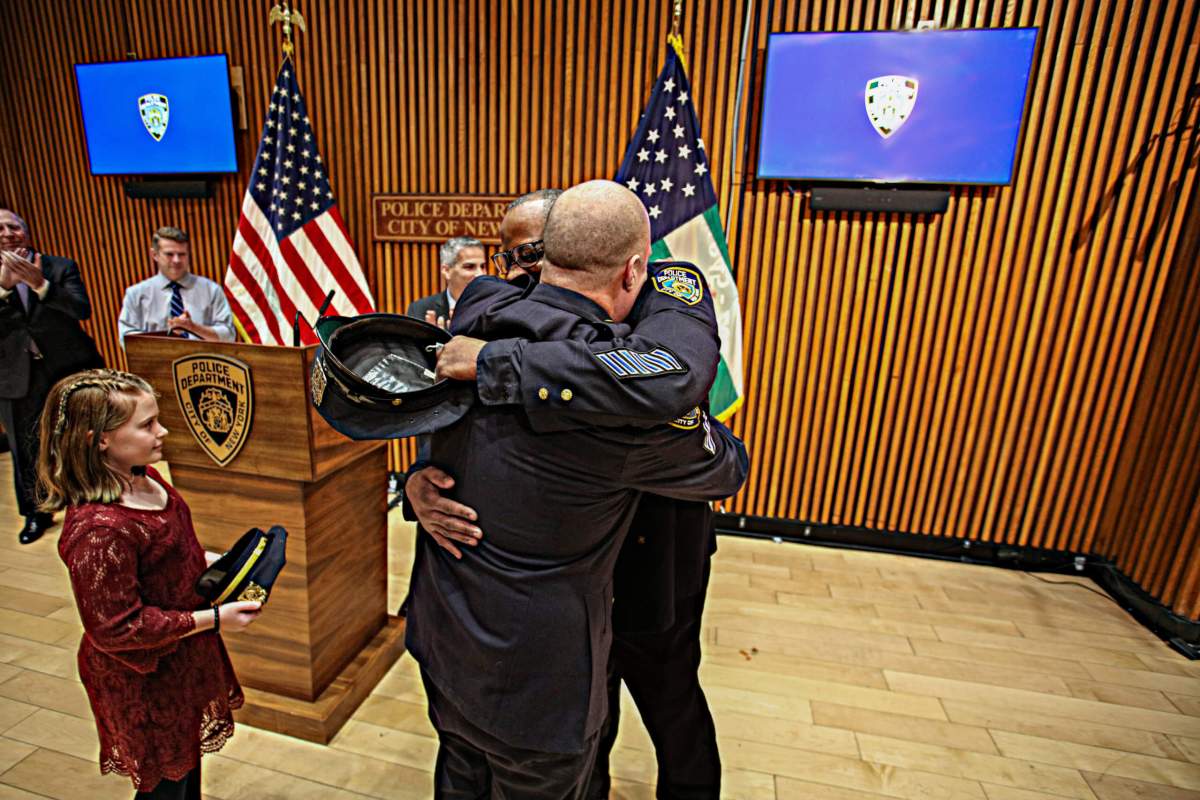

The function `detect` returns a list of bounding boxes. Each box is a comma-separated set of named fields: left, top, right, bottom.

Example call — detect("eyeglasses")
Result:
left=491, top=240, right=544, bottom=278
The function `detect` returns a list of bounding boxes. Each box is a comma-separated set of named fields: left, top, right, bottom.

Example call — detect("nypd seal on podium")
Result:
left=172, top=354, right=254, bottom=467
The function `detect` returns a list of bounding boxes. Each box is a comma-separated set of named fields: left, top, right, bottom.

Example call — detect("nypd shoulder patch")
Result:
left=594, top=346, right=688, bottom=380
left=652, top=265, right=704, bottom=306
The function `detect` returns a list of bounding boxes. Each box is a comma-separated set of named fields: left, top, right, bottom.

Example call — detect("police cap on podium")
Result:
left=309, top=312, right=475, bottom=440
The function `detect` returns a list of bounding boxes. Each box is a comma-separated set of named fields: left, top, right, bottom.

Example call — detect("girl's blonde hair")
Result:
left=37, top=369, right=157, bottom=511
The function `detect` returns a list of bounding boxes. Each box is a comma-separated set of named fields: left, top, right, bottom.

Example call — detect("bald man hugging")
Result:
left=402, top=180, right=748, bottom=798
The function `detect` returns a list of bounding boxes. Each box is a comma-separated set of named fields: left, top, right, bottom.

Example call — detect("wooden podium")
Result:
left=125, top=335, right=405, bottom=743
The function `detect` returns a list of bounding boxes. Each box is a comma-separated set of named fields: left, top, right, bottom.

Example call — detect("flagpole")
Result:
left=725, top=0, right=753, bottom=237
left=225, top=1, right=374, bottom=346
left=667, top=0, right=688, bottom=70
left=614, top=7, right=745, bottom=421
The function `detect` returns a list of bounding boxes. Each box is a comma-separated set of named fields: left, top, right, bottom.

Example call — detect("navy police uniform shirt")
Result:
left=451, top=263, right=725, bottom=633
left=405, top=279, right=748, bottom=756
left=454, top=262, right=720, bottom=433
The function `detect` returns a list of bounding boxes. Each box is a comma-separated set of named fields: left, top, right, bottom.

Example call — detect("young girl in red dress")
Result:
left=37, top=369, right=263, bottom=799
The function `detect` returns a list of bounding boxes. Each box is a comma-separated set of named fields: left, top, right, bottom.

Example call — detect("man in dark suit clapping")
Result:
left=0, top=208, right=103, bottom=543
left=405, top=236, right=487, bottom=330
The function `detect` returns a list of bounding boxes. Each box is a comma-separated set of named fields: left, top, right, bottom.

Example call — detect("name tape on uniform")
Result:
left=594, top=346, right=688, bottom=380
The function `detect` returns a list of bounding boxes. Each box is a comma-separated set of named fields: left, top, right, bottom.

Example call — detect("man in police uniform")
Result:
left=411, top=190, right=726, bottom=797
left=404, top=181, right=747, bottom=798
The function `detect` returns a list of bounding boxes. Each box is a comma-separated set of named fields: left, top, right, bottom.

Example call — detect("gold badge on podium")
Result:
left=172, top=355, right=255, bottom=467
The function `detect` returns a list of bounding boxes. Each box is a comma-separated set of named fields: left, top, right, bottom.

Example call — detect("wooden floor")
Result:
left=0, top=455, right=1198, bottom=798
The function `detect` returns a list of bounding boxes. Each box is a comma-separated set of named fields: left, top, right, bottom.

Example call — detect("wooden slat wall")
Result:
left=1, top=0, right=1198, bottom=618
left=1093, top=174, right=1200, bottom=619
left=721, top=0, right=1200, bottom=621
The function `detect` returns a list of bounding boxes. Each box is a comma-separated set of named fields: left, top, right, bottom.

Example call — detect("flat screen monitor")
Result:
left=757, top=29, right=1038, bottom=185
left=74, top=54, right=237, bottom=175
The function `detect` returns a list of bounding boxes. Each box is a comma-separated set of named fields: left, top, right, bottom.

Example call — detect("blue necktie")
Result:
left=168, top=281, right=190, bottom=338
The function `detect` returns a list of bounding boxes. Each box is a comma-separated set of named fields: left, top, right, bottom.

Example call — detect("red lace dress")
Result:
left=58, top=467, right=243, bottom=792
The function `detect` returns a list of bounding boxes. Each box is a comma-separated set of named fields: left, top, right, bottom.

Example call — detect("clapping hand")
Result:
left=424, top=308, right=452, bottom=330
left=0, top=249, right=44, bottom=291
left=168, top=309, right=196, bottom=336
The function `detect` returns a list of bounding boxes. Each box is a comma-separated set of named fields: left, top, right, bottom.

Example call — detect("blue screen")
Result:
left=757, top=29, right=1038, bottom=185
left=75, top=55, right=237, bottom=175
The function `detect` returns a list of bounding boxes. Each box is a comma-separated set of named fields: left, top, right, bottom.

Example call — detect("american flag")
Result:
left=224, top=59, right=375, bottom=345
left=615, top=45, right=744, bottom=421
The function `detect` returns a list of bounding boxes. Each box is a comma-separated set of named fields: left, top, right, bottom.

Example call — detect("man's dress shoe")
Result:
left=18, top=514, right=52, bottom=545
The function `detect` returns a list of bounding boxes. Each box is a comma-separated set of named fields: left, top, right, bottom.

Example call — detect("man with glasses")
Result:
left=409, top=187, right=727, bottom=798
left=490, top=189, right=561, bottom=283
left=406, top=236, right=487, bottom=329
left=400, top=192, right=561, bottom=534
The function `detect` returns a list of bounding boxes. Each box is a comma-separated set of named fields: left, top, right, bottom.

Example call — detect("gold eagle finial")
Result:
left=268, top=1, right=307, bottom=57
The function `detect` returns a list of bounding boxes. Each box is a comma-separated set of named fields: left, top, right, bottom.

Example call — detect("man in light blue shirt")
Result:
left=118, top=226, right=236, bottom=348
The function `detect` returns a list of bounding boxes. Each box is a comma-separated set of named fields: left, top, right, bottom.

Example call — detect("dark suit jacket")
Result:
left=405, top=291, right=450, bottom=323
left=404, top=281, right=748, bottom=755
left=0, top=254, right=103, bottom=399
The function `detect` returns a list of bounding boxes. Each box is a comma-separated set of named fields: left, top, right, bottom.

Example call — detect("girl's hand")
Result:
left=219, top=600, right=263, bottom=632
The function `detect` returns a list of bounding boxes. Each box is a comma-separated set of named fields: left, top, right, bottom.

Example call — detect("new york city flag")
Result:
left=615, top=45, right=744, bottom=421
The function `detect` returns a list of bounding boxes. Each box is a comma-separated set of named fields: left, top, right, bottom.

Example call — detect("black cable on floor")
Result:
left=1022, top=570, right=1126, bottom=608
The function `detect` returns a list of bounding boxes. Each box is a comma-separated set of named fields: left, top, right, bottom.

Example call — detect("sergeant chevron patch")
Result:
left=594, top=346, right=688, bottom=379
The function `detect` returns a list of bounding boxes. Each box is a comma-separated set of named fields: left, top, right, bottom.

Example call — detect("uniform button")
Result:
left=560, top=388, right=573, bottom=402
left=538, top=387, right=549, bottom=400
left=636, top=536, right=646, bottom=544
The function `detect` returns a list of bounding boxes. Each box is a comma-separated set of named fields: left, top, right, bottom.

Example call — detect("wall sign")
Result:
left=372, top=194, right=509, bottom=244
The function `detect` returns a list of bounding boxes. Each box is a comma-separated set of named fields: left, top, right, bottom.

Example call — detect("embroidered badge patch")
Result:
left=652, top=266, right=704, bottom=306
left=669, top=407, right=703, bottom=430
left=594, top=347, right=687, bottom=380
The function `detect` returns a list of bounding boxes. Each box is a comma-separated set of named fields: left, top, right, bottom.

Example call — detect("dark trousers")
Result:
left=0, top=359, right=55, bottom=519
left=421, top=670, right=600, bottom=800
left=134, top=764, right=201, bottom=800
left=589, top=575, right=720, bottom=799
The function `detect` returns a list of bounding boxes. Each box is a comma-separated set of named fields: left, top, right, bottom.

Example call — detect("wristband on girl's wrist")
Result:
left=212, top=607, right=220, bottom=633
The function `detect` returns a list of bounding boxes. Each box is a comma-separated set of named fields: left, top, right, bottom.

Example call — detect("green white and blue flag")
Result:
left=615, top=44, right=744, bottom=421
